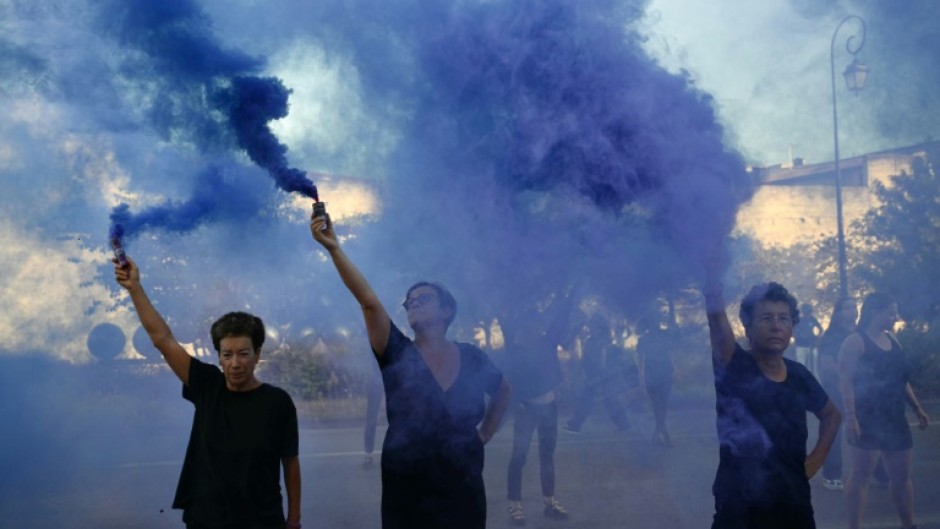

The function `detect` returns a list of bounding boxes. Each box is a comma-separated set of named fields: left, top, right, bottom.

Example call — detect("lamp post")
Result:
left=830, top=15, right=868, bottom=298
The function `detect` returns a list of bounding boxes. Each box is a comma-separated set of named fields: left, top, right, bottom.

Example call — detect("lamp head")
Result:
left=843, top=58, right=869, bottom=95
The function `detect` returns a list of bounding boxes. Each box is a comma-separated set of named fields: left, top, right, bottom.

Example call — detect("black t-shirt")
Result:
left=852, top=331, right=913, bottom=450
left=712, top=344, right=828, bottom=506
left=173, top=357, right=299, bottom=526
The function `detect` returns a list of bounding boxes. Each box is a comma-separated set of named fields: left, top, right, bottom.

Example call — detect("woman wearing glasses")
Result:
left=310, top=212, right=512, bottom=529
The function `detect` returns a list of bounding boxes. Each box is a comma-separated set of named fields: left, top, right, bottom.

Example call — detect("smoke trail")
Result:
left=213, top=75, right=318, bottom=199
left=101, top=0, right=317, bottom=245
left=109, top=166, right=263, bottom=241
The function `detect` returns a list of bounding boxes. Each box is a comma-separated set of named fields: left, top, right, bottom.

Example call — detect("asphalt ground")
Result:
left=3, top=399, right=939, bottom=529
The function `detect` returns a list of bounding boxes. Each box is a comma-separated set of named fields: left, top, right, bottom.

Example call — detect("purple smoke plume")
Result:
left=335, top=0, right=757, bottom=310
left=213, top=76, right=319, bottom=200
left=103, top=0, right=317, bottom=244
left=109, top=166, right=263, bottom=243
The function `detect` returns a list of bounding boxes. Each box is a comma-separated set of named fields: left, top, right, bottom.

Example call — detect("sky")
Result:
left=0, top=0, right=937, bottom=364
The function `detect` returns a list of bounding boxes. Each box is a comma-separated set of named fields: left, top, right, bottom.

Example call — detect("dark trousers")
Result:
left=711, top=499, right=816, bottom=529
left=568, top=383, right=631, bottom=431
left=507, top=400, right=559, bottom=501
left=646, top=378, right=672, bottom=434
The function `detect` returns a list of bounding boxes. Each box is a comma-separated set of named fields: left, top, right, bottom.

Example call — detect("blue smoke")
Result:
left=319, top=0, right=757, bottom=313
left=101, top=0, right=754, bottom=311
left=109, top=166, right=263, bottom=240
left=103, top=0, right=317, bottom=242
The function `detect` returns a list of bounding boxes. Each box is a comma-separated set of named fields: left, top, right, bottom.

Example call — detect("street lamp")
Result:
left=830, top=15, right=867, bottom=298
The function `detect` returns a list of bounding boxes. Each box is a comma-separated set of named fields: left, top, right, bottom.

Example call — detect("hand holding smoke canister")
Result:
left=111, top=236, right=129, bottom=267
left=312, top=201, right=329, bottom=232
left=109, top=225, right=129, bottom=268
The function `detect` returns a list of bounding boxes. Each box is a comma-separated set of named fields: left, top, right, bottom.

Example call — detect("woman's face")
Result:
left=404, top=285, right=450, bottom=331
left=872, top=302, right=900, bottom=332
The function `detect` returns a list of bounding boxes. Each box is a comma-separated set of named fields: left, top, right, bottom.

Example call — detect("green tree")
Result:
left=849, top=143, right=940, bottom=393
left=851, top=144, right=940, bottom=328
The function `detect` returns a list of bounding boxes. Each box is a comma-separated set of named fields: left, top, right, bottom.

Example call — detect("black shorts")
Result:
left=850, top=412, right=913, bottom=451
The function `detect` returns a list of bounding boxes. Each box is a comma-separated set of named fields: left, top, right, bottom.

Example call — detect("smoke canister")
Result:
left=110, top=235, right=129, bottom=267
left=312, top=201, right=328, bottom=231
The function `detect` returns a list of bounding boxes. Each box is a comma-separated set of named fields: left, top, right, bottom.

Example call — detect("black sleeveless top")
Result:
left=851, top=331, right=913, bottom=451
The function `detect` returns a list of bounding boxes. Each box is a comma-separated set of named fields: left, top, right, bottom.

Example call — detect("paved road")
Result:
left=3, top=400, right=939, bottom=528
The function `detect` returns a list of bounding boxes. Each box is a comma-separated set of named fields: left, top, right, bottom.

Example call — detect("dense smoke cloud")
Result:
left=99, top=0, right=318, bottom=249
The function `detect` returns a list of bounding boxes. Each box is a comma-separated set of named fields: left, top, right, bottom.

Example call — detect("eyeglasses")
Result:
left=402, top=293, right=437, bottom=311
left=754, top=314, right=793, bottom=327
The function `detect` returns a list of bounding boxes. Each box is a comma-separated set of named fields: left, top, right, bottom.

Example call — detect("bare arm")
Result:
left=703, top=282, right=736, bottom=366
left=806, top=399, right=841, bottom=478
left=905, top=383, right=930, bottom=430
left=837, top=333, right=864, bottom=441
left=310, top=215, right=390, bottom=357
left=282, top=455, right=301, bottom=528
left=114, top=257, right=192, bottom=385
left=478, top=377, right=512, bottom=444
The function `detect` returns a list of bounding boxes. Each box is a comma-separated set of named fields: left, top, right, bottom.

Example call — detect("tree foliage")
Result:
left=848, top=143, right=940, bottom=393
left=851, top=144, right=940, bottom=328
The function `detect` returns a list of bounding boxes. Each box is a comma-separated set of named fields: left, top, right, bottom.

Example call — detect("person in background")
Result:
left=817, top=297, right=857, bottom=491
left=311, top=212, right=512, bottom=529
left=704, top=278, right=840, bottom=529
left=504, top=297, right=576, bottom=525
left=563, top=313, right=635, bottom=434
left=839, top=293, right=930, bottom=529
left=637, top=315, right=675, bottom=447
left=793, top=303, right=823, bottom=374
left=114, top=257, right=301, bottom=529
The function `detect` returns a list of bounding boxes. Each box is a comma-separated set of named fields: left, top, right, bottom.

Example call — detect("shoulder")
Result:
left=840, top=332, right=865, bottom=352
left=728, top=343, right=752, bottom=365
left=716, top=342, right=753, bottom=376
left=886, top=332, right=904, bottom=350
left=458, top=342, right=488, bottom=362
left=262, top=383, right=295, bottom=402
left=183, top=357, right=222, bottom=400
left=784, top=358, right=814, bottom=380
left=459, top=342, right=502, bottom=371
left=189, top=356, right=222, bottom=383
left=381, top=321, right=413, bottom=364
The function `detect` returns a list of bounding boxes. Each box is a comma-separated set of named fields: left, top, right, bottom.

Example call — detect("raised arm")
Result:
left=837, top=332, right=864, bottom=442
left=114, top=257, right=192, bottom=385
left=310, top=213, right=391, bottom=357
left=703, top=281, right=736, bottom=366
